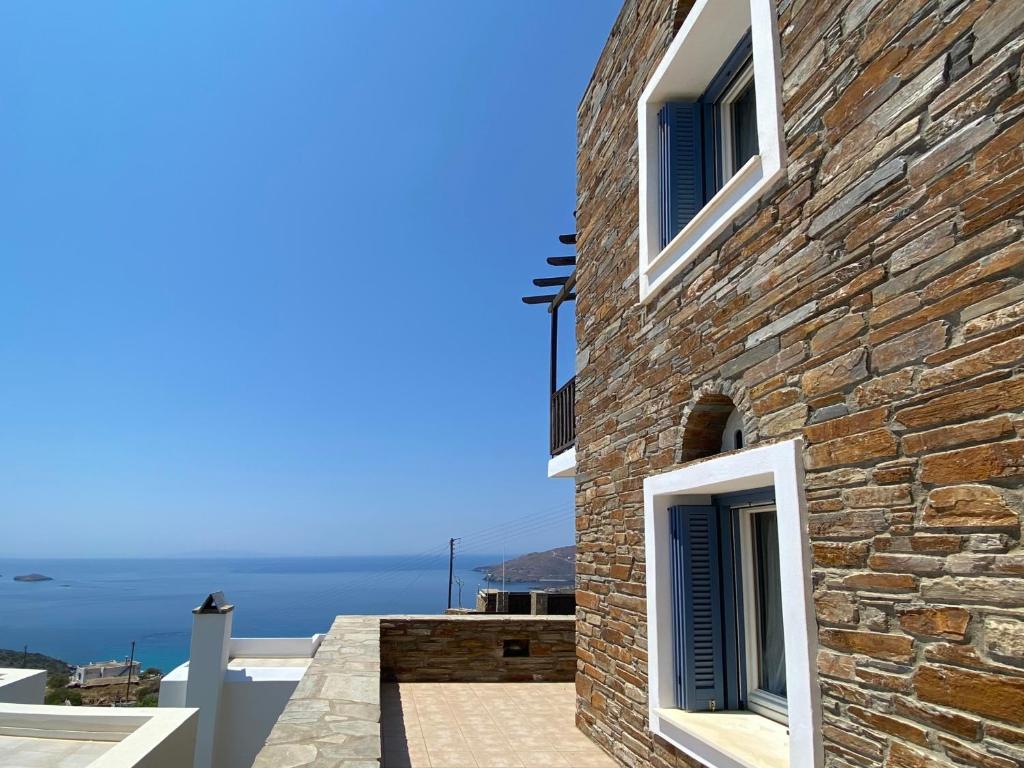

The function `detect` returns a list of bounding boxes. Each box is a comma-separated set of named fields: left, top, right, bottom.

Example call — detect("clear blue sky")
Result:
left=0, top=1, right=620, bottom=558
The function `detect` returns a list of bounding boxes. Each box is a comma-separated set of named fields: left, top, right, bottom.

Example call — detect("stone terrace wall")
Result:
left=254, top=615, right=576, bottom=767
left=574, top=1, right=1024, bottom=767
left=254, top=616, right=381, bottom=768
left=380, top=615, right=575, bottom=683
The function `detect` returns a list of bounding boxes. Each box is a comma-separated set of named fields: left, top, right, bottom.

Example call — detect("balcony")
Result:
left=523, top=233, right=577, bottom=479
left=550, top=376, right=575, bottom=456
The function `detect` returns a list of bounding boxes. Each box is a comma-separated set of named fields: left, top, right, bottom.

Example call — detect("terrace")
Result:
left=0, top=731, right=112, bottom=768
left=253, top=614, right=614, bottom=768
left=380, top=682, right=614, bottom=768
left=0, top=704, right=196, bottom=768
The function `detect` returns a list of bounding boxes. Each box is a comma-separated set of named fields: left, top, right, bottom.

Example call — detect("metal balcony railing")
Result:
left=550, top=376, right=576, bottom=456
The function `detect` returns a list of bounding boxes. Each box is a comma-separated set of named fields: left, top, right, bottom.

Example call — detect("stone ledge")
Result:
left=253, top=616, right=382, bottom=768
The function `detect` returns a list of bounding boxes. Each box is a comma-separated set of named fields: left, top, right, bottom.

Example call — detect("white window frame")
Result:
left=718, top=61, right=757, bottom=182
left=637, top=0, right=786, bottom=303
left=643, top=439, right=822, bottom=768
left=737, top=503, right=789, bottom=725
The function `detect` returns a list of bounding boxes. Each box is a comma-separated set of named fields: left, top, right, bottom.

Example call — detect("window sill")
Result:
left=642, top=153, right=774, bottom=304
left=655, top=708, right=788, bottom=768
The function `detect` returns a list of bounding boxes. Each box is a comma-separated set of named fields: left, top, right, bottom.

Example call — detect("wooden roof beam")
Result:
left=532, top=276, right=570, bottom=287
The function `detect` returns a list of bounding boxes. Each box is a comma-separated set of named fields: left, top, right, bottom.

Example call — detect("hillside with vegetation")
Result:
left=474, top=545, right=575, bottom=583
left=0, top=648, right=161, bottom=706
left=0, top=649, right=72, bottom=678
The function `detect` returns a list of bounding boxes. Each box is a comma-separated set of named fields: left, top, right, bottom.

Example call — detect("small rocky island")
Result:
left=474, top=545, right=575, bottom=583
left=14, top=573, right=53, bottom=582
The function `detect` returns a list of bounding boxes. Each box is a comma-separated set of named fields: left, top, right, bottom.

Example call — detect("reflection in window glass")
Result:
left=731, top=80, right=758, bottom=172
left=754, top=511, right=786, bottom=698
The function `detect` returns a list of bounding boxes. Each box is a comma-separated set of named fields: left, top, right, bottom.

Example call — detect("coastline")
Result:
left=0, top=554, right=564, bottom=673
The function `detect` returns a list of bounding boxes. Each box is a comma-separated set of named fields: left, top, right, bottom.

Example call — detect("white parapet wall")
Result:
left=228, top=635, right=324, bottom=658
left=0, top=669, right=46, bottom=704
left=0, top=703, right=197, bottom=768
left=160, top=633, right=324, bottom=768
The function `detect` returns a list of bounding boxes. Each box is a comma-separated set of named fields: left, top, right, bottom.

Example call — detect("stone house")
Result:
left=541, top=0, right=1024, bottom=766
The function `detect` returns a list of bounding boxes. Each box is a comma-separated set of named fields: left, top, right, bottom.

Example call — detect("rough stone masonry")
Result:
left=573, top=0, right=1024, bottom=766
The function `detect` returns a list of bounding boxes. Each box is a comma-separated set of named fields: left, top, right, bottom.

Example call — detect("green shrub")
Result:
left=44, top=688, right=82, bottom=706
left=47, top=672, right=70, bottom=689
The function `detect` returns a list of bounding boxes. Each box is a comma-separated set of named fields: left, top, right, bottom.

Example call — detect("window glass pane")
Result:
left=754, top=511, right=786, bottom=698
left=732, top=80, right=758, bottom=171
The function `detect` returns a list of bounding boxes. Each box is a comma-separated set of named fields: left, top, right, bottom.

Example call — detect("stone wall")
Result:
left=380, top=615, right=575, bottom=683
left=254, top=616, right=381, bottom=768
left=254, top=615, right=576, bottom=767
left=574, top=1, right=1024, bottom=767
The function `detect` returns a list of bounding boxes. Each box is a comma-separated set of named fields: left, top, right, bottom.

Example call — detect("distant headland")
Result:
left=13, top=573, right=53, bottom=582
left=474, top=546, right=575, bottom=583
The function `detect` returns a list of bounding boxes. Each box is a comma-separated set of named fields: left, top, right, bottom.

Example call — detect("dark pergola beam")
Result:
left=532, top=276, right=569, bottom=287
left=558, top=233, right=577, bottom=245
left=547, top=272, right=577, bottom=313
left=521, top=294, right=558, bottom=305
left=546, top=256, right=576, bottom=267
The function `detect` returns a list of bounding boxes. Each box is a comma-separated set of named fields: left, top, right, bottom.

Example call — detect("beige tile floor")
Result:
left=381, top=682, right=618, bottom=768
left=0, top=734, right=113, bottom=768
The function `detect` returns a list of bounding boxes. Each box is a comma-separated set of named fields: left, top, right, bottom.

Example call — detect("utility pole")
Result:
left=124, top=641, right=135, bottom=705
left=447, top=538, right=460, bottom=610
left=22, top=645, right=27, bottom=668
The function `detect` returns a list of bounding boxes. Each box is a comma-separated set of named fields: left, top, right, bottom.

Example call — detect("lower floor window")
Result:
left=669, top=488, right=788, bottom=724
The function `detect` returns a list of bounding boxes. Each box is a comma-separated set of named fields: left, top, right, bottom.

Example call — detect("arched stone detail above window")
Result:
left=675, top=380, right=758, bottom=464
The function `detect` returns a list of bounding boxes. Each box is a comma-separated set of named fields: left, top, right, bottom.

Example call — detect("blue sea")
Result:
left=0, top=555, right=565, bottom=674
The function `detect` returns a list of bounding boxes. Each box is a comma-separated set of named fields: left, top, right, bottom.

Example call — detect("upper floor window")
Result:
left=638, top=0, right=787, bottom=302
left=658, top=34, right=758, bottom=249
left=714, top=41, right=759, bottom=186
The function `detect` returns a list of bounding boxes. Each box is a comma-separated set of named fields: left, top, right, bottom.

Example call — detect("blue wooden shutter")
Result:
left=658, top=102, right=705, bottom=249
left=717, top=503, right=743, bottom=712
left=670, top=505, right=727, bottom=711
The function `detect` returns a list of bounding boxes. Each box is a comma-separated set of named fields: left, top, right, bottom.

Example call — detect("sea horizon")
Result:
left=0, top=553, right=572, bottom=674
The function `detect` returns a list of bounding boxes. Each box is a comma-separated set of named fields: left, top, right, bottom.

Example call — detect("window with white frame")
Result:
left=644, top=440, right=822, bottom=768
left=638, top=0, right=786, bottom=302
left=669, top=489, right=787, bottom=723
